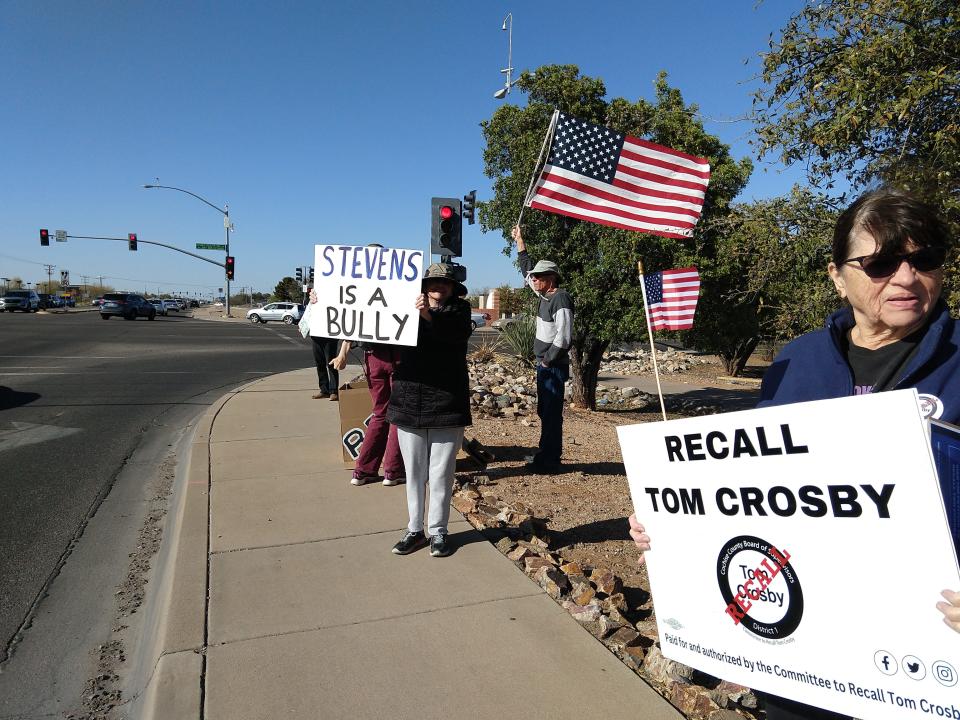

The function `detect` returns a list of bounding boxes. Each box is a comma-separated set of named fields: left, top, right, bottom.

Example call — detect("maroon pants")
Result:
left=355, top=347, right=404, bottom=479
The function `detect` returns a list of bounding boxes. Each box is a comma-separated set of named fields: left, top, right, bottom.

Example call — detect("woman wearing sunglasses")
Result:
left=630, top=187, right=959, bottom=720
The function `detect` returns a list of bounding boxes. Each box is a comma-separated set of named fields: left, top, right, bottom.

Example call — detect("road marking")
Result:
left=261, top=326, right=305, bottom=346
left=0, top=421, right=82, bottom=453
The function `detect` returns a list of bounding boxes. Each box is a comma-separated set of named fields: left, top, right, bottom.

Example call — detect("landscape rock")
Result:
left=562, top=600, right=602, bottom=624
left=603, top=626, right=641, bottom=652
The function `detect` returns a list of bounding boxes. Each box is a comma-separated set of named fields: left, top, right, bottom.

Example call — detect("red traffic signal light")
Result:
left=430, top=197, right=462, bottom=257
left=225, top=256, right=235, bottom=280
left=40, top=229, right=49, bottom=246
left=128, top=233, right=138, bottom=251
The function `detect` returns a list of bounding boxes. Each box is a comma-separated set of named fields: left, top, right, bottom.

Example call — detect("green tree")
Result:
left=480, top=66, right=752, bottom=407
left=273, top=277, right=300, bottom=302
left=691, top=187, right=841, bottom=373
left=495, top=284, right=530, bottom=315
left=753, top=0, right=959, bottom=220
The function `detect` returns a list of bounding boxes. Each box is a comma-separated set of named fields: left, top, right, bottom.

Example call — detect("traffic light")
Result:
left=296, top=267, right=303, bottom=283
left=128, top=233, right=138, bottom=251
left=40, top=229, right=49, bottom=246
left=225, top=256, right=235, bottom=280
left=430, top=197, right=462, bottom=257
left=309, top=267, right=314, bottom=283
left=462, top=190, right=476, bottom=225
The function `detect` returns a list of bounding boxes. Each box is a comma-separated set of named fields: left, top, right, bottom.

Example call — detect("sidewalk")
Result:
left=134, top=367, right=683, bottom=720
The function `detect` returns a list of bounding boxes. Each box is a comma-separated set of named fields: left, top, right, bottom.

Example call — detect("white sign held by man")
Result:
left=311, top=244, right=423, bottom=346
left=617, top=390, right=960, bottom=720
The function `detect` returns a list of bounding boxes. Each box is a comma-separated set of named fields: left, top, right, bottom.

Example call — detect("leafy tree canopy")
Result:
left=479, top=65, right=753, bottom=405
left=273, top=277, right=300, bottom=302
left=753, top=0, right=960, bottom=222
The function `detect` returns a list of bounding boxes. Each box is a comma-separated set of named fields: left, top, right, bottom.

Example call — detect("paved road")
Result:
left=0, top=310, right=312, bottom=667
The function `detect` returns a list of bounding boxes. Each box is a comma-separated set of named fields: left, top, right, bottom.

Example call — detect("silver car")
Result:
left=0, top=290, right=40, bottom=312
left=247, top=302, right=303, bottom=324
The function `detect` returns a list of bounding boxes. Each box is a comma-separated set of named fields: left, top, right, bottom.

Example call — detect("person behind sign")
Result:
left=387, top=263, right=473, bottom=558
left=510, top=225, right=574, bottom=474
left=308, top=286, right=342, bottom=401
left=310, top=269, right=406, bottom=487
left=629, top=187, right=960, bottom=719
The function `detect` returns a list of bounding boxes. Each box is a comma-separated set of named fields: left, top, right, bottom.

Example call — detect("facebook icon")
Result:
left=874, top=650, right=898, bottom=675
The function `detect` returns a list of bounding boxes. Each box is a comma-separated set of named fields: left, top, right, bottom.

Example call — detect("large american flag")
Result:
left=527, top=112, right=711, bottom=239
left=642, top=267, right=701, bottom=331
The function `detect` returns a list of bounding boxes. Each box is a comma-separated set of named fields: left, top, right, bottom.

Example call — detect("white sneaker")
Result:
left=383, top=476, right=405, bottom=487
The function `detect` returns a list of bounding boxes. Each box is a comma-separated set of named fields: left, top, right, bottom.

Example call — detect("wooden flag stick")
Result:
left=638, top=260, right=667, bottom=421
left=516, top=109, right=560, bottom=228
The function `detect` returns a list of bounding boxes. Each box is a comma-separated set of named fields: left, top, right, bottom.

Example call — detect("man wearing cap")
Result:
left=511, top=226, right=574, bottom=473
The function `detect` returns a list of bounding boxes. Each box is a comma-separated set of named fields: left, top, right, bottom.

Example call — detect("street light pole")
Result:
left=143, top=183, right=235, bottom=317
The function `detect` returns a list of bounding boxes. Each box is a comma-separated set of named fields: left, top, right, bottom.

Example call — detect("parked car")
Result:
left=149, top=299, right=167, bottom=316
left=246, top=302, right=303, bottom=324
left=491, top=314, right=527, bottom=331
left=470, top=312, right=489, bottom=330
left=161, top=299, right=180, bottom=313
left=100, top=293, right=156, bottom=320
left=92, top=296, right=105, bottom=307
left=37, top=293, right=54, bottom=309
left=62, top=296, right=75, bottom=307
left=0, top=289, right=40, bottom=312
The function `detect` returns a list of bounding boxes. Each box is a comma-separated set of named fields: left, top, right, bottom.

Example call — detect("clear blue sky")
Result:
left=0, top=1, right=809, bottom=298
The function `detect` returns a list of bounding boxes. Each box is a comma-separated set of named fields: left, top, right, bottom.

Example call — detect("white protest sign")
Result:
left=617, top=390, right=960, bottom=720
left=311, top=244, right=424, bottom=346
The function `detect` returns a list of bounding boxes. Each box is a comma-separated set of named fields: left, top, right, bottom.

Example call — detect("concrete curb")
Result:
left=128, top=377, right=269, bottom=719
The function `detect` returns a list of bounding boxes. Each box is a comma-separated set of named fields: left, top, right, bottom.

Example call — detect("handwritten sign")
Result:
left=311, top=244, right=423, bottom=346
left=616, top=390, right=960, bottom=720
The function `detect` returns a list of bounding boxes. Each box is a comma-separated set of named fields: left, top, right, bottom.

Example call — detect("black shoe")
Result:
left=526, top=458, right=562, bottom=474
left=429, top=531, right=452, bottom=557
left=392, top=531, right=427, bottom=555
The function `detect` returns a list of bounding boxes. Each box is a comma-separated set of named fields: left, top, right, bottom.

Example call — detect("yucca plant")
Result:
left=500, top=314, right=537, bottom=367
left=469, top=334, right=502, bottom=363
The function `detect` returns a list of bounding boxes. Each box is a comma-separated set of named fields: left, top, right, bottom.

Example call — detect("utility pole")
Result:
left=43, top=264, right=55, bottom=294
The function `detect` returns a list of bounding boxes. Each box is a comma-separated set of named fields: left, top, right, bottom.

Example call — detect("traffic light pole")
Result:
left=225, top=206, right=232, bottom=317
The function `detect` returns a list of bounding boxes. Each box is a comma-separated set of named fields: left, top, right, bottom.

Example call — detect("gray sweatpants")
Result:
left=396, top=426, right=465, bottom=536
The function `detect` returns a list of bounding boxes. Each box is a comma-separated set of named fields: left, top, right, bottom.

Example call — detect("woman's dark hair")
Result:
left=832, top=187, right=951, bottom=263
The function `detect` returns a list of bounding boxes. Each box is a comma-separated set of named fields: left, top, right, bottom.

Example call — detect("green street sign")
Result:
left=196, top=243, right=227, bottom=250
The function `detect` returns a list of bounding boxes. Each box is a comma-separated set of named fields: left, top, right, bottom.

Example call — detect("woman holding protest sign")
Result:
left=387, top=263, right=473, bottom=558
left=629, top=187, right=960, bottom=719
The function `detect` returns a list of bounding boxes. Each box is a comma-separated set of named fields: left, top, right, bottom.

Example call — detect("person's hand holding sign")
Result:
left=627, top=513, right=651, bottom=565
left=938, top=589, right=960, bottom=633
left=416, top=292, right=431, bottom=323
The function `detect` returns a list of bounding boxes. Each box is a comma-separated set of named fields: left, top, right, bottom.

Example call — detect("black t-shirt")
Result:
left=842, top=327, right=926, bottom=395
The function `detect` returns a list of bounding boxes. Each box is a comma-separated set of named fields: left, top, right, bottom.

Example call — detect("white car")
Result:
left=149, top=299, right=167, bottom=316
left=247, top=302, right=304, bottom=325
left=470, top=312, right=489, bottom=330
left=162, top=299, right=180, bottom=313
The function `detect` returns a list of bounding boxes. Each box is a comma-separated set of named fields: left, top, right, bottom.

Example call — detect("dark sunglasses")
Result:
left=840, top=247, right=946, bottom=279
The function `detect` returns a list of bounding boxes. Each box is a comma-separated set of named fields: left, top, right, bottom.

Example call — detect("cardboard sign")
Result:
left=338, top=376, right=373, bottom=466
left=616, top=390, right=960, bottom=720
left=312, top=244, right=423, bottom=346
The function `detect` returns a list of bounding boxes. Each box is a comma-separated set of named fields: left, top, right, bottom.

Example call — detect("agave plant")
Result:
left=500, top=314, right=537, bottom=367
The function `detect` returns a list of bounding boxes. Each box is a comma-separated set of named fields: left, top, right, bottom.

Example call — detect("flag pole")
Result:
left=638, top=260, right=668, bottom=421
left=517, top=108, right=560, bottom=228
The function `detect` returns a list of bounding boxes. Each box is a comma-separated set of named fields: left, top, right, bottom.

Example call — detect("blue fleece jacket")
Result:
left=757, top=301, right=960, bottom=424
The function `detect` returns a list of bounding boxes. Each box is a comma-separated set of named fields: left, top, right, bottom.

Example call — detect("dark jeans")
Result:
left=311, top=336, right=340, bottom=394
left=535, top=363, right=569, bottom=466
left=355, top=347, right=404, bottom=480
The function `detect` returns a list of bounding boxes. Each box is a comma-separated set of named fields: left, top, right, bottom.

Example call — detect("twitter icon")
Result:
left=902, top=655, right=926, bottom=680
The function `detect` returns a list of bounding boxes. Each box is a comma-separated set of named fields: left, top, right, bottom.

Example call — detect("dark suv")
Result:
left=100, top=293, right=156, bottom=320
left=0, top=289, right=40, bottom=312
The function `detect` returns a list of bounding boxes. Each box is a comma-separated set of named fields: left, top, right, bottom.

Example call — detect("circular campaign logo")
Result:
left=716, top=535, right=803, bottom=640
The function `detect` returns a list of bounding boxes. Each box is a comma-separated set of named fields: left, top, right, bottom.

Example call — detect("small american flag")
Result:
left=527, top=112, right=710, bottom=239
left=642, top=267, right=700, bottom=331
